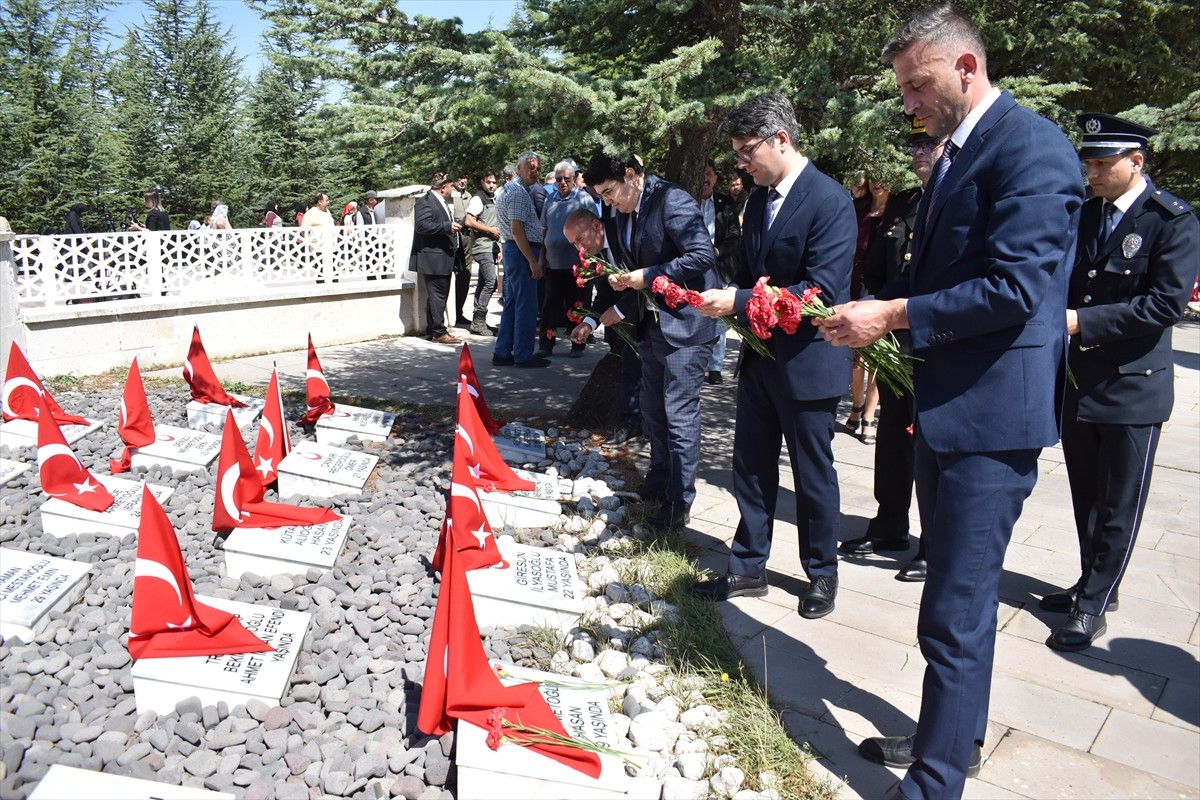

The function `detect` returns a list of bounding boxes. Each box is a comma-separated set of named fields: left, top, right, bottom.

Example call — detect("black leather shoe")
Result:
left=690, top=573, right=768, bottom=601
left=491, top=354, right=515, bottom=366
left=839, top=534, right=911, bottom=555
left=1040, top=583, right=1119, bottom=613
left=629, top=482, right=665, bottom=503
left=1046, top=609, right=1107, bottom=652
left=799, top=575, right=837, bottom=619
left=705, top=370, right=723, bottom=385
left=858, top=735, right=982, bottom=778
left=646, top=503, right=690, bottom=529
left=896, top=558, right=927, bottom=582
left=606, top=425, right=643, bottom=445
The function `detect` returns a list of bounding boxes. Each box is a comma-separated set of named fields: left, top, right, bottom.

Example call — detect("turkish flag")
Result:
left=212, top=409, right=339, bottom=531
left=458, top=343, right=503, bottom=434
left=456, top=379, right=537, bottom=494
left=252, top=368, right=291, bottom=487
left=36, top=393, right=114, bottom=511
left=2, top=341, right=88, bottom=425
left=182, top=326, right=247, bottom=407
left=431, top=428, right=502, bottom=573
left=129, top=485, right=272, bottom=660
left=111, top=356, right=156, bottom=474
left=298, top=334, right=335, bottom=425
left=417, top=532, right=601, bottom=778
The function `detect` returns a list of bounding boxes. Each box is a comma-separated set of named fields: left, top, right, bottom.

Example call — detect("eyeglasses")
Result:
left=597, top=183, right=620, bottom=201
left=908, top=142, right=942, bottom=155
left=733, top=135, right=776, bottom=164
left=554, top=175, right=574, bottom=183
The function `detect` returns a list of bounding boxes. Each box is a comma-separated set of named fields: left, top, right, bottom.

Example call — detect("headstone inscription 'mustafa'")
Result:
left=222, top=516, right=351, bottom=579
left=130, top=595, right=310, bottom=715
left=466, top=536, right=583, bottom=632
left=0, top=548, right=91, bottom=642
left=39, top=475, right=174, bottom=538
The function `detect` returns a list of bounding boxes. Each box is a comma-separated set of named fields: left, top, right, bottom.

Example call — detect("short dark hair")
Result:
left=313, top=192, right=328, bottom=204
left=430, top=172, right=450, bottom=189
left=720, top=92, right=801, bottom=148
left=582, top=150, right=643, bottom=186
left=882, top=4, right=986, bottom=67
left=480, top=170, right=497, bottom=182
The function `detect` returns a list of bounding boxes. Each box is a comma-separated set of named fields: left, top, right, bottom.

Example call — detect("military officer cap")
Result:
left=1076, top=112, right=1158, bottom=159
left=907, top=115, right=938, bottom=145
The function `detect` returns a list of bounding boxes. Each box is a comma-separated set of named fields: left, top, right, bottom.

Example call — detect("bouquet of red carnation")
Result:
left=574, top=248, right=659, bottom=320
left=649, top=276, right=773, bottom=359
left=566, top=300, right=639, bottom=355
left=745, top=277, right=916, bottom=394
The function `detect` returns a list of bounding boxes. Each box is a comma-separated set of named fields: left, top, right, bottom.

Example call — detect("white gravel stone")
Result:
left=662, top=775, right=709, bottom=800
left=711, top=765, right=745, bottom=797
left=595, top=649, right=629, bottom=678
left=676, top=752, right=707, bottom=780
left=628, top=711, right=671, bottom=751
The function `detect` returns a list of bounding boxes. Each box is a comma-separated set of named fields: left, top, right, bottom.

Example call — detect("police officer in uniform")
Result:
left=839, top=117, right=945, bottom=583
left=1042, top=112, right=1199, bottom=651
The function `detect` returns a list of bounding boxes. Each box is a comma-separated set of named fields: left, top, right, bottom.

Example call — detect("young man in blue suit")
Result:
left=582, top=152, right=719, bottom=529
left=817, top=5, right=1085, bottom=798
left=1042, top=113, right=1199, bottom=651
left=691, top=92, right=857, bottom=621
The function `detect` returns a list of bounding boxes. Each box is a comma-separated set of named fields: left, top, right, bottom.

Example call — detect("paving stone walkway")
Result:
left=154, top=311, right=1200, bottom=800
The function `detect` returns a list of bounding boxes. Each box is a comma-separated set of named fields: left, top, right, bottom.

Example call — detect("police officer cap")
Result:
left=1076, top=112, right=1157, bottom=159
left=907, top=115, right=938, bottom=146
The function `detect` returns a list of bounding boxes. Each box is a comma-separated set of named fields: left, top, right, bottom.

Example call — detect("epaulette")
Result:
left=1149, top=189, right=1194, bottom=217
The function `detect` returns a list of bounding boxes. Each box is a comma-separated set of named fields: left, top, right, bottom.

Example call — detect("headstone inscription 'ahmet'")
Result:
left=130, top=595, right=310, bottom=715
left=0, top=548, right=91, bottom=642
left=314, top=403, right=396, bottom=446
left=275, top=440, right=377, bottom=499
left=29, top=764, right=235, bottom=799
left=128, top=424, right=221, bottom=475
left=222, top=516, right=351, bottom=579
left=0, top=417, right=105, bottom=449
left=457, top=661, right=634, bottom=800
left=185, top=394, right=265, bottom=432
left=492, top=422, right=547, bottom=464
left=465, top=536, right=583, bottom=632
left=39, top=475, right=174, bottom=538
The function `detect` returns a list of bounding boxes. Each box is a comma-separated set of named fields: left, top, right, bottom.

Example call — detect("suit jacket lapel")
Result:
left=746, top=188, right=767, bottom=274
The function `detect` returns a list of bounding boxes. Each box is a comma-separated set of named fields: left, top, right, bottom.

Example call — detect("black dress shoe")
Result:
left=858, top=735, right=982, bottom=778
left=799, top=575, right=837, bottom=619
left=839, top=534, right=911, bottom=555
left=629, top=482, right=665, bottom=503
left=491, top=354, right=515, bottom=366
left=1040, top=583, right=1119, bottom=613
left=1046, top=609, right=1107, bottom=652
left=705, top=370, right=723, bottom=385
left=646, top=503, right=690, bottom=529
left=896, top=558, right=927, bottom=582
left=690, top=573, right=768, bottom=601
left=606, top=425, right=643, bottom=445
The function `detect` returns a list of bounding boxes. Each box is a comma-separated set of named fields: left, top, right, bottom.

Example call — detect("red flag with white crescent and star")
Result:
left=111, top=356, right=157, bottom=474
left=252, top=368, right=291, bottom=487
left=431, top=427, right=502, bottom=573
left=3, top=341, right=88, bottom=425
left=458, top=343, right=503, bottom=434
left=36, top=393, right=114, bottom=511
left=129, top=485, right=273, bottom=660
left=417, top=527, right=601, bottom=778
left=298, top=334, right=335, bottom=425
left=455, top=379, right=537, bottom=494
left=181, top=326, right=248, bottom=407
left=213, top=409, right=339, bottom=531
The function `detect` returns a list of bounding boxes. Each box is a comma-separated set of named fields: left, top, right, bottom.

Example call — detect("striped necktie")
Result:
left=764, top=188, right=782, bottom=235
left=925, top=141, right=959, bottom=224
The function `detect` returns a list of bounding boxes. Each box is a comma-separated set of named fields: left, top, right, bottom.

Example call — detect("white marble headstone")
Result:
left=0, top=417, right=105, bottom=449
left=456, top=661, right=635, bottom=799
left=466, top=536, right=583, bottom=632
left=314, top=403, right=396, bottom=445
left=0, top=548, right=91, bottom=642
left=222, top=516, right=351, bottom=579
left=185, top=394, right=265, bottom=431
left=130, top=595, right=310, bottom=715
left=480, top=490, right=562, bottom=530
left=30, top=764, right=235, bottom=799
left=276, top=440, right=377, bottom=499
left=492, top=422, right=547, bottom=464
left=39, top=475, right=174, bottom=538
left=0, top=457, right=31, bottom=487
left=128, top=424, right=221, bottom=474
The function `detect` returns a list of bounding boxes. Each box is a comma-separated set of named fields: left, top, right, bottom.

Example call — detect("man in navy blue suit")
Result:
left=690, top=92, right=856, bottom=621
left=817, top=5, right=1085, bottom=798
left=582, top=152, right=719, bottom=529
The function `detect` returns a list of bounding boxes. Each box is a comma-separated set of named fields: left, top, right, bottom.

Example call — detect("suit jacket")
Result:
left=878, top=91, right=1085, bottom=453
left=604, top=174, right=720, bottom=348
left=1068, top=181, right=1198, bottom=424
left=413, top=190, right=457, bottom=276
left=735, top=163, right=857, bottom=401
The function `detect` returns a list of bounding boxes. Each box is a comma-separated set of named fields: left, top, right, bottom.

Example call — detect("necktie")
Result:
left=625, top=210, right=637, bottom=257
left=1097, top=202, right=1115, bottom=249
left=925, top=141, right=959, bottom=224
left=764, top=188, right=782, bottom=235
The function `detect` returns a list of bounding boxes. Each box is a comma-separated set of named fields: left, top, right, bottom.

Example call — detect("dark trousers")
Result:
left=727, top=356, right=841, bottom=582
left=638, top=323, right=713, bottom=510
left=421, top=273, right=451, bottom=338
left=866, top=379, right=916, bottom=540
left=902, top=428, right=1039, bottom=799
left=540, top=269, right=586, bottom=348
left=611, top=333, right=642, bottom=426
left=472, top=250, right=497, bottom=315
left=1062, top=416, right=1160, bottom=615
left=452, top=249, right=471, bottom=321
